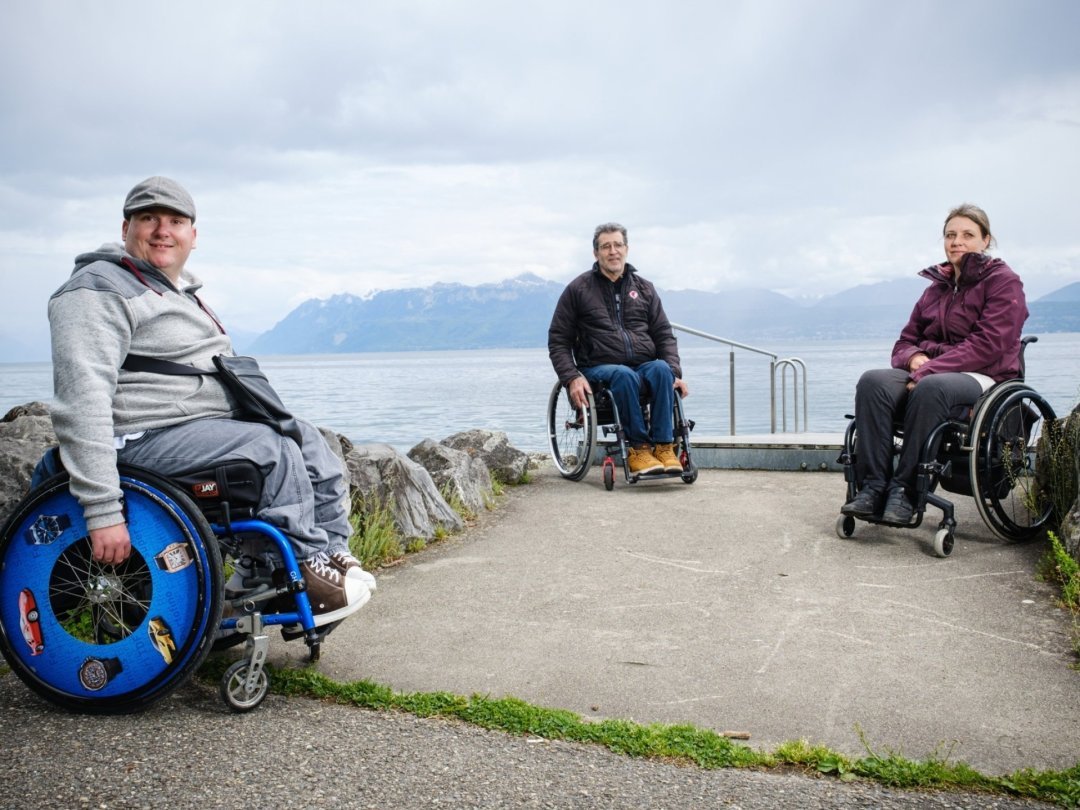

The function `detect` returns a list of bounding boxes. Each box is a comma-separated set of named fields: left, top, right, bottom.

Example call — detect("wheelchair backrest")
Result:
left=169, top=461, right=264, bottom=524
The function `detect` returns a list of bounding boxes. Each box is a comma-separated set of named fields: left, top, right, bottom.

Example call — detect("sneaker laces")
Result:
left=307, top=551, right=342, bottom=584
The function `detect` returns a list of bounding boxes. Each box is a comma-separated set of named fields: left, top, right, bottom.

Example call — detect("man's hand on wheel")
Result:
left=568, top=376, right=593, bottom=410
left=91, top=523, right=132, bottom=565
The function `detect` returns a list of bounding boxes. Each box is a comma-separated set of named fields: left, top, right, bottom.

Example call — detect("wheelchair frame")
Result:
left=546, top=379, right=697, bottom=490
left=0, top=464, right=337, bottom=714
left=836, top=343, right=1057, bottom=557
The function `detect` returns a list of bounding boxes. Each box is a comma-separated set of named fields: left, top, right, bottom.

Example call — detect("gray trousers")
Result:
left=854, top=369, right=983, bottom=496
left=118, top=417, right=351, bottom=561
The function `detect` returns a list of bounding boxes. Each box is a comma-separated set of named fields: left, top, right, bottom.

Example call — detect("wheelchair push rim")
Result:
left=0, top=468, right=223, bottom=714
left=968, top=383, right=1056, bottom=542
left=547, top=380, right=596, bottom=481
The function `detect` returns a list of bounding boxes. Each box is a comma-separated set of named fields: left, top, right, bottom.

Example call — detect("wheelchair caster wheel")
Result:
left=602, top=458, right=615, bottom=491
left=836, top=514, right=856, bottom=539
left=220, top=659, right=269, bottom=713
left=933, top=528, right=954, bottom=558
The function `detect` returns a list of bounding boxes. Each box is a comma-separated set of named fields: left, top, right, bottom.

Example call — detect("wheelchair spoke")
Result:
left=48, top=536, right=152, bottom=642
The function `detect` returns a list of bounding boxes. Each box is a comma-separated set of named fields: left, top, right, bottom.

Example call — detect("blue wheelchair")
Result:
left=0, top=461, right=339, bottom=713
left=546, top=379, right=697, bottom=490
left=836, top=337, right=1057, bottom=557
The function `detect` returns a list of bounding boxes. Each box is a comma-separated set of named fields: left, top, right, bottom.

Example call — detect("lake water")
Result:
left=3, top=334, right=1078, bottom=453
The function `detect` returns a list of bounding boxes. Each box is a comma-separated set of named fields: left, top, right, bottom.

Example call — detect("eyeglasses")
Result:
left=597, top=241, right=626, bottom=252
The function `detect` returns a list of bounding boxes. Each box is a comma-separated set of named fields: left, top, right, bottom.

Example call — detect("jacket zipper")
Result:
left=611, top=282, right=634, bottom=361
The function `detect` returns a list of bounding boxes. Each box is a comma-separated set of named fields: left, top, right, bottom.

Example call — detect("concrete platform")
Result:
left=268, top=466, right=1080, bottom=777
left=652, top=432, right=843, bottom=471
left=593, top=432, right=844, bottom=471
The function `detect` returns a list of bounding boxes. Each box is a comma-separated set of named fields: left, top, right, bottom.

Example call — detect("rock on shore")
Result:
left=0, top=402, right=531, bottom=544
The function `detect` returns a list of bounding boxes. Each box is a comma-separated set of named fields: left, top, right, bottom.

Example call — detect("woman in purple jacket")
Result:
left=841, top=204, right=1028, bottom=524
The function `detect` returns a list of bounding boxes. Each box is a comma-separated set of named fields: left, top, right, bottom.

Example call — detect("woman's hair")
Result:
left=943, top=203, right=996, bottom=249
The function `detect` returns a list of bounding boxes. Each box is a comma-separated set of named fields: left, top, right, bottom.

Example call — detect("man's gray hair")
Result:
left=593, top=222, right=628, bottom=251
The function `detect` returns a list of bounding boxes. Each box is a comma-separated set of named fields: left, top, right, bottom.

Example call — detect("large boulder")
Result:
left=1055, top=406, right=1080, bottom=562
left=1037, top=404, right=1080, bottom=563
left=440, top=429, right=529, bottom=484
left=344, top=442, right=464, bottom=541
left=0, top=402, right=56, bottom=525
left=407, top=438, right=493, bottom=516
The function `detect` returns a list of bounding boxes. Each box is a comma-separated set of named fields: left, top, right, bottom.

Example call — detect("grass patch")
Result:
left=195, top=660, right=1080, bottom=806
left=348, top=491, right=404, bottom=569
left=1040, top=531, right=1080, bottom=660
left=439, top=481, right=475, bottom=522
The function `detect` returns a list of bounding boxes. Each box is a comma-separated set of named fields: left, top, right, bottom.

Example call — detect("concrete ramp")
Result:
left=269, top=467, right=1079, bottom=776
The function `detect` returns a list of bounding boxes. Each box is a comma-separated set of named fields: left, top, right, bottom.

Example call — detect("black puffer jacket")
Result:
left=547, top=263, right=681, bottom=386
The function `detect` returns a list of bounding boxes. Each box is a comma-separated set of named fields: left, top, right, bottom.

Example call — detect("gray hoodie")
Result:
left=49, top=243, right=238, bottom=530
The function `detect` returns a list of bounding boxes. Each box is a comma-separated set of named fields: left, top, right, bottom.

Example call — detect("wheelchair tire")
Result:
left=933, top=528, right=955, bottom=557
left=547, top=380, right=595, bottom=481
left=220, top=658, right=269, bottom=712
left=602, top=458, right=615, bottom=491
left=0, top=467, right=223, bottom=714
left=968, top=383, right=1056, bottom=542
left=836, top=514, right=856, bottom=539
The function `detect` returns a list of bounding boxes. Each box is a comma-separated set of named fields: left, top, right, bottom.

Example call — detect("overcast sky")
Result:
left=1, top=0, right=1077, bottom=350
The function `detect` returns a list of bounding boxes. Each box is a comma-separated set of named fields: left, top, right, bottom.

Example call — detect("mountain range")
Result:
left=4, top=275, right=1075, bottom=363
left=247, top=275, right=1080, bottom=355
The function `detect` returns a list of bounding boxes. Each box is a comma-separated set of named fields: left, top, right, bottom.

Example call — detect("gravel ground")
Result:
left=0, top=674, right=1055, bottom=809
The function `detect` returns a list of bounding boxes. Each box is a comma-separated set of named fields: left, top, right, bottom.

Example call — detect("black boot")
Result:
left=881, top=487, right=915, bottom=525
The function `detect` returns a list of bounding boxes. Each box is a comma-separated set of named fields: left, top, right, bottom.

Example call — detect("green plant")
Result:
left=60, top=610, right=96, bottom=643
left=348, top=492, right=403, bottom=568
left=439, top=482, right=474, bottom=522
left=1041, top=531, right=1080, bottom=660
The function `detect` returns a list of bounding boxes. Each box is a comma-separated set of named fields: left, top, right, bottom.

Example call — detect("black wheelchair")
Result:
left=836, top=337, right=1057, bottom=557
left=546, top=379, right=697, bottom=490
left=0, top=460, right=345, bottom=714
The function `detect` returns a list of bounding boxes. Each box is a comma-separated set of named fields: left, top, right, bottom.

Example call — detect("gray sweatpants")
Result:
left=854, top=369, right=984, bottom=496
left=117, top=417, right=351, bottom=561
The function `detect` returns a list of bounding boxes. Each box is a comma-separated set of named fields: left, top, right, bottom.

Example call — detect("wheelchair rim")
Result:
left=968, top=384, right=1056, bottom=542
left=547, top=381, right=595, bottom=481
left=0, top=471, right=222, bottom=712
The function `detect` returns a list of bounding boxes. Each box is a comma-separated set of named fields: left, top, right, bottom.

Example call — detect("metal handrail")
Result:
left=670, top=322, right=808, bottom=434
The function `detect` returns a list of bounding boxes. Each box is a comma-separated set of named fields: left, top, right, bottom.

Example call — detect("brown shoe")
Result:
left=627, top=445, right=664, bottom=475
left=301, top=552, right=370, bottom=626
left=653, top=443, right=683, bottom=473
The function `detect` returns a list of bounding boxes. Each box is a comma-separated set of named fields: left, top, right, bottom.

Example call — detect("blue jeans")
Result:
left=582, top=360, right=675, bottom=446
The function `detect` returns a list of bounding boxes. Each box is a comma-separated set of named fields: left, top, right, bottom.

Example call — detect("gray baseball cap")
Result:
left=123, top=176, right=196, bottom=222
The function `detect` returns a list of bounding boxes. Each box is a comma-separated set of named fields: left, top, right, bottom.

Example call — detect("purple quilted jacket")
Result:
left=891, top=252, right=1028, bottom=383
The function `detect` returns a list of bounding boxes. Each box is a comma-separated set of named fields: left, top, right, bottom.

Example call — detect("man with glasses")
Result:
left=548, top=222, right=688, bottom=476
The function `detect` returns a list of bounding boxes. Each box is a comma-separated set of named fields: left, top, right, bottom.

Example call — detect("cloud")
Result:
left=1, top=0, right=1078, bottom=350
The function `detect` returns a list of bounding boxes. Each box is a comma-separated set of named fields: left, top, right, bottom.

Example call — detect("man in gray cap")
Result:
left=44, top=176, right=374, bottom=628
